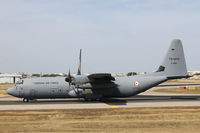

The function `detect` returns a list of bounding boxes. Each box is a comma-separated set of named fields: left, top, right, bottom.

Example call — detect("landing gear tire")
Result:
left=84, top=98, right=102, bottom=101
left=83, top=94, right=103, bottom=101
left=23, top=98, right=29, bottom=102
left=84, top=98, right=90, bottom=101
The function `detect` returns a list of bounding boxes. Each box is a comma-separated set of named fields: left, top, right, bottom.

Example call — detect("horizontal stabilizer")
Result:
left=157, top=83, right=200, bottom=87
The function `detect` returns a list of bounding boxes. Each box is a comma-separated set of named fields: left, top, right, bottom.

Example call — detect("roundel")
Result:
left=133, top=81, right=140, bottom=86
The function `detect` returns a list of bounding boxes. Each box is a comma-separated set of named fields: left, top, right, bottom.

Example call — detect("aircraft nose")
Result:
left=7, top=87, right=16, bottom=97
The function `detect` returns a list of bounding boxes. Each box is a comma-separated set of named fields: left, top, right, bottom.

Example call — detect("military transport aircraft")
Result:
left=7, top=39, right=189, bottom=102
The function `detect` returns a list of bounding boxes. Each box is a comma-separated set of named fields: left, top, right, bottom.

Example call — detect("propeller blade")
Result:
left=65, top=69, right=72, bottom=87
left=68, top=69, right=71, bottom=87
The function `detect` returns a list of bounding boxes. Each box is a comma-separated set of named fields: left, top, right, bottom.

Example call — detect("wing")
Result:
left=71, top=73, right=116, bottom=89
left=71, top=73, right=115, bottom=84
left=88, top=73, right=115, bottom=83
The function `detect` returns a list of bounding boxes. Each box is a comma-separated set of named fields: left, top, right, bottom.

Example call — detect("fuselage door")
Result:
left=50, top=87, right=64, bottom=98
left=29, top=89, right=37, bottom=98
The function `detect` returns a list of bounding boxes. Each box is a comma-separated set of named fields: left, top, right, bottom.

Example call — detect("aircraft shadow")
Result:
left=103, top=95, right=200, bottom=106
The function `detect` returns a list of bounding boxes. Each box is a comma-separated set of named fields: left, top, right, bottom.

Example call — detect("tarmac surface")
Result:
left=1, top=86, right=200, bottom=110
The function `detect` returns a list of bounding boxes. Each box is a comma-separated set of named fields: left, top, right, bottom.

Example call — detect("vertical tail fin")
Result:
left=77, top=49, right=82, bottom=75
left=156, top=39, right=188, bottom=78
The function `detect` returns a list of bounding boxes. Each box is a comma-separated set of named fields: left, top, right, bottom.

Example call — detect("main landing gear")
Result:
left=84, top=94, right=103, bottom=101
left=23, top=98, right=29, bottom=102
left=84, top=98, right=103, bottom=101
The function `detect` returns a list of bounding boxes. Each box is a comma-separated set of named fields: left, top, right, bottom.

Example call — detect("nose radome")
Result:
left=7, top=87, right=16, bottom=96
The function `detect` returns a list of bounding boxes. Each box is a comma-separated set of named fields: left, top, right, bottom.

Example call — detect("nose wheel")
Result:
left=23, top=98, right=29, bottom=102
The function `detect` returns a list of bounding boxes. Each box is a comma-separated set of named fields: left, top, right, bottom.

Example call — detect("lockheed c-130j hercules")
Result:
left=7, top=39, right=189, bottom=102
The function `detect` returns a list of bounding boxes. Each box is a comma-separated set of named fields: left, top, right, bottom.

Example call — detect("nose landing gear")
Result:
left=23, top=98, right=29, bottom=102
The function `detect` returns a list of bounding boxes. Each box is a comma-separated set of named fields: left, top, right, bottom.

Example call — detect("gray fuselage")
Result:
left=7, top=75, right=167, bottom=99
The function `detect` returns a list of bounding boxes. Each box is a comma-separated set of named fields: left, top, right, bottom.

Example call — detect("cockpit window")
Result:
left=16, top=80, right=24, bottom=85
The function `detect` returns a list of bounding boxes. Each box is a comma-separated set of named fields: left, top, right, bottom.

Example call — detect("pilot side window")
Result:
left=16, top=80, right=24, bottom=85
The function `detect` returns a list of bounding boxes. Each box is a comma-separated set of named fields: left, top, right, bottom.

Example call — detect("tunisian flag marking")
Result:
left=134, top=81, right=140, bottom=86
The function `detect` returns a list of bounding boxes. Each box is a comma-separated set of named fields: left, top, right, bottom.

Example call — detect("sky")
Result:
left=0, top=0, right=200, bottom=74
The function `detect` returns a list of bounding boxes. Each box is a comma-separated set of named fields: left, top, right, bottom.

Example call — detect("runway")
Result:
left=1, top=94, right=200, bottom=110
left=1, top=86, right=200, bottom=110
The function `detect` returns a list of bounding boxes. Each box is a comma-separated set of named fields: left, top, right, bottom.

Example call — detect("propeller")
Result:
left=65, top=69, right=72, bottom=87
left=65, top=69, right=80, bottom=95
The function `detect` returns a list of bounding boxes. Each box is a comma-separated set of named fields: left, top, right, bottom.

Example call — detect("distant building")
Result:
left=188, top=71, right=200, bottom=76
left=0, top=73, right=22, bottom=84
